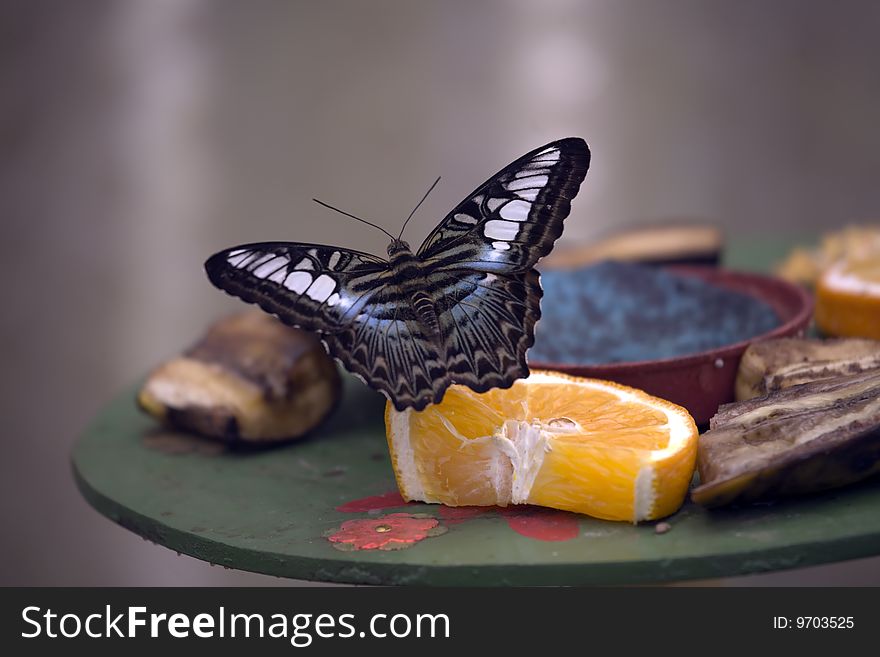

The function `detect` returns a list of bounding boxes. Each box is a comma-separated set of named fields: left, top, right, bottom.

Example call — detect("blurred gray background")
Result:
left=3, top=0, right=880, bottom=585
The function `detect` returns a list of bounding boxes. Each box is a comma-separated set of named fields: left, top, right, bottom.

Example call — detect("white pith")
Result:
left=823, top=261, right=880, bottom=296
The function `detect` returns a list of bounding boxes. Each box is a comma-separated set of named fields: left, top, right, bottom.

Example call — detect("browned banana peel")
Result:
left=138, top=312, right=341, bottom=444
left=692, top=369, right=880, bottom=507
left=735, top=337, right=880, bottom=401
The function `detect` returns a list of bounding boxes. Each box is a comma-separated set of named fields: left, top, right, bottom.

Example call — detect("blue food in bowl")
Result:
left=532, top=261, right=780, bottom=364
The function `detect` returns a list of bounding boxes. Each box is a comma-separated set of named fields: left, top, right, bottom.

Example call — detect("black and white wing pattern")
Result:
left=419, top=138, right=590, bottom=394
left=418, top=138, right=590, bottom=272
left=427, top=267, right=543, bottom=394
left=320, top=285, right=450, bottom=411
left=205, top=242, right=448, bottom=409
left=205, top=242, right=388, bottom=335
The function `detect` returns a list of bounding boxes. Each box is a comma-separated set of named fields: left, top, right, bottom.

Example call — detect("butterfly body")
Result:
left=206, top=138, right=590, bottom=411
left=384, top=240, right=442, bottom=337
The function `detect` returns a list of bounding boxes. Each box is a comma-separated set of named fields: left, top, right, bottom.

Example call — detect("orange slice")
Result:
left=385, top=371, right=698, bottom=522
left=816, top=257, right=880, bottom=340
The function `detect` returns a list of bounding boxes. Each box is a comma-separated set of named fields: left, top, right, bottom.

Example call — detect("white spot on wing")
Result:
left=253, top=256, right=289, bottom=278
left=514, top=168, right=550, bottom=179
left=484, top=220, right=520, bottom=241
left=327, top=292, right=341, bottom=307
left=506, top=175, right=548, bottom=192
left=487, top=198, right=505, bottom=212
left=499, top=200, right=531, bottom=221
left=454, top=213, right=477, bottom=225
left=268, top=267, right=287, bottom=283
left=328, top=252, right=341, bottom=269
left=493, top=241, right=511, bottom=251
left=533, top=148, right=560, bottom=163
left=306, top=274, right=336, bottom=303
left=249, top=253, right=275, bottom=269
left=284, top=271, right=312, bottom=294
left=296, top=257, right=314, bottom=271
left=227, top=252, right=251, bottom=267
left=518, top=189, right=539, bottom=201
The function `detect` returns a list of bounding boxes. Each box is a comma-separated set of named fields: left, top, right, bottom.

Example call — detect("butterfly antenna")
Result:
left=398, top=175, right=441, bottom=241
left=312, top=198, right=396, bottom=241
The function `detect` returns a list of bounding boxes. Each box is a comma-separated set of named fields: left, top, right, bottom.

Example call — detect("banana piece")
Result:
left=715, top=368, right=880, bottom=431
left=735, top=337, right=880, bottom=401
left=138, top=312, right=341, bottom=444
left=693, top=369, right=880, bottom=507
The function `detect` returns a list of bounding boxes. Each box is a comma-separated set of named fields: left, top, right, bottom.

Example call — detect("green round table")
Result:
left=72, top=373, right=880, bottom=586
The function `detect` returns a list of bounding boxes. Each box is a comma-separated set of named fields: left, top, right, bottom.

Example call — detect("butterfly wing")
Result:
left=320, top=285, right=449, bottom=411
left=418, top=138, right=590, bottom=393
left=417, top=137, right=590, bottom=272
left=205, top=242, right=448, bottom=409
left=425, top=268, right=542, bottom=394
left=205, top=242, right=389, bottom=334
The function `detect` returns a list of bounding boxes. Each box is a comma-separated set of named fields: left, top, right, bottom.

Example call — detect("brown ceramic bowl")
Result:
left=529, top=266, right=814, bottom=425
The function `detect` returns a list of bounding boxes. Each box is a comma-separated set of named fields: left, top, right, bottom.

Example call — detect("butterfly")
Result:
left=205, top=138, right=590, bottom=411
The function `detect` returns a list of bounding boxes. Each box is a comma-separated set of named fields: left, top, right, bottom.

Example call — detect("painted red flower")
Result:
left=326, top=513, right=447, bottom=551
